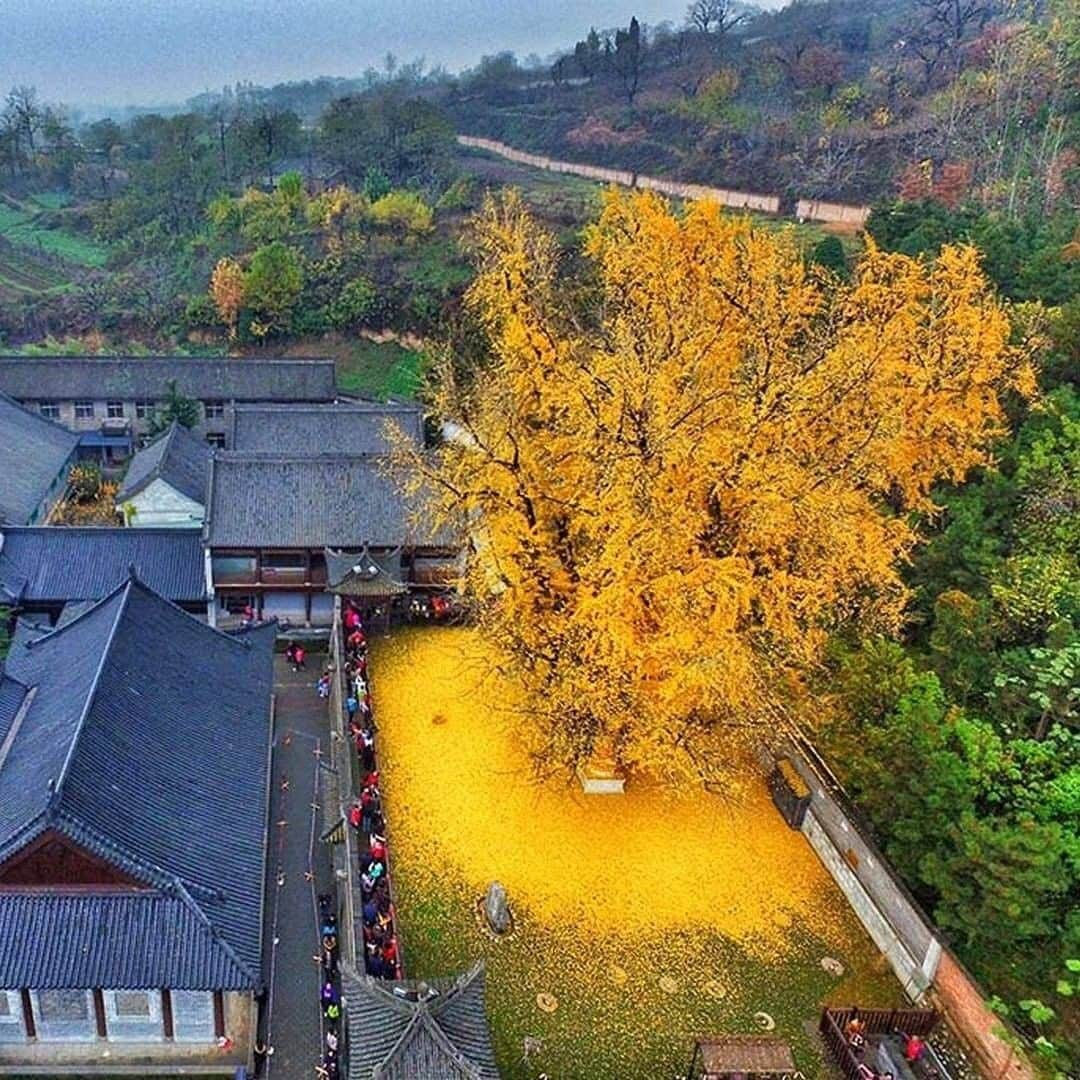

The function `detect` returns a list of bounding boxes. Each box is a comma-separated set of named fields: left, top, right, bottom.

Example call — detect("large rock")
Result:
left=484, top=881, right=511, bottom=935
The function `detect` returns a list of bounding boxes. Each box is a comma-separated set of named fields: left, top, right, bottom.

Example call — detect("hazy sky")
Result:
left=3, top=0, right=780, bottom=108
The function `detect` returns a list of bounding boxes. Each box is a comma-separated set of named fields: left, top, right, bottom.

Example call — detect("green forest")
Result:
left=0, top=0, right=1077, bottom=1070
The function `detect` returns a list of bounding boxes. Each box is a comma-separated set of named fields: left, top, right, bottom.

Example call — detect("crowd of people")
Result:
left=317, top=893, right=341, bottom=1079
left=341, top=601, right=403, bottom=982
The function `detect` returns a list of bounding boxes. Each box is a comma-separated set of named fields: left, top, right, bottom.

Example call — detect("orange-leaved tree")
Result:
left=210, top=257, right=245, bottom=341
left=405, top=189, right=1033, bottom=786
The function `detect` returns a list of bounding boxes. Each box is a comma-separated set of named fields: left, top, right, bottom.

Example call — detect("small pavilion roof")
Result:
left=697, top=1036, right=797, bottom=1076
left=342, top=962, right=498, bottom=1080
left=325, top=546, right=407, bottom=597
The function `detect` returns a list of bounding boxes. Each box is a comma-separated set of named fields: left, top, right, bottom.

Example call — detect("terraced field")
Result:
left=0, top=244, right=68, bottom=296
left=0, top=195, right=110, bottom=268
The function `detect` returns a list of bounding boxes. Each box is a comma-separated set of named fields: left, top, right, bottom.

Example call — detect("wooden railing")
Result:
left=820, top=1007, right=939, bottom=1080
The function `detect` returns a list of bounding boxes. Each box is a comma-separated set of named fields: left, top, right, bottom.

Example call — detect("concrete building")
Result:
left=0, top=577, right=275, bottom=1074
left=0, top=393, right=79, bottom=526
left=115, top=422, right=211, bottom=528
left=0, top=355, right=339, bottom=460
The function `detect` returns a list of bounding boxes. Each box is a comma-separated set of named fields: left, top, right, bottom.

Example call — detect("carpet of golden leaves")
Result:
left=373, top=626, right=900, bottom=1078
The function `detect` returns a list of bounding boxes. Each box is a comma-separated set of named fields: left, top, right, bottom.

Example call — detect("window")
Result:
left=38, top=402, right=59, bottom=420
left=212, top=554, right=257, bottom=585
left=171, top=990, right=215, bottom=1043
left=74, top=401, right=94, bottom=420
left=262, top=552, right=305, bottom=571
left=0, top=990, right=25, bottom=1044
left=31, top=989, right=96, bottom=1042
left=203, top=399, right=225, bottom=420
left=113, top=991, right=150, bottom=1017
left=135, top=399, right=155, bottom=419
left=205, top=432, right=226, bottom=449
left=103, top=989, right=162, bottom=1042
left=106, top=400, right=125, bottom=419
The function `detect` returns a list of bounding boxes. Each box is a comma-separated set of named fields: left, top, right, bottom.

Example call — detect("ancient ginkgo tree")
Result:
left=404, top=189, right=1033, bottom=785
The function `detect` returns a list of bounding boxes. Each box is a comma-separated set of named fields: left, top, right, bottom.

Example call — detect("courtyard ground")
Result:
left=371, top=626, right=901, bottom=1080
left=261, top=654, right=334, bottom=1078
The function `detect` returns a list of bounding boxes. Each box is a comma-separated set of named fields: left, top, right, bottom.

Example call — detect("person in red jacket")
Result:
left=904, top=1034, right=926, bottom=1064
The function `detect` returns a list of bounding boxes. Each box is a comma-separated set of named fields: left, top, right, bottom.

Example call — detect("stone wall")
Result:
left=458, top=135, right=780, bottom=213
left=795, top=198, right=872, bottom=227
left=784, top=747, right=1033, bottom=1080
left=457, top=135, right=876, bottom=223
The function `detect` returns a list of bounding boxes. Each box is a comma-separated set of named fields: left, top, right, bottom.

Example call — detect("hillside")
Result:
left=435, top=0, right=1077, bottom=212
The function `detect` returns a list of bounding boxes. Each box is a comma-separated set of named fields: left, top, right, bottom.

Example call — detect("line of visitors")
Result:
left=317, top=893, right=341, bottom=1080
left=342, top=602, right=402, bottom=981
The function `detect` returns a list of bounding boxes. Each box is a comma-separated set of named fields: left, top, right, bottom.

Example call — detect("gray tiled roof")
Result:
left=0, top=673, right=28, bottom=748
left=0, top=892, right=257, bottom=990
left=116, top=421, right=210, bottom=503
left=342, top=963, right=498, bottom=1080
left=231, top=402, right=424, bottom=455
left=0, top=527, right=207, bottom=604
left=0, top=355, right=337, bottom=402
left=325, top=547, right=407, bottom=596
left=0, top=580, right=275, bottom=990
left=204, top=454, right=451, bottom=549
left=0, top=393, right=79, bottom=525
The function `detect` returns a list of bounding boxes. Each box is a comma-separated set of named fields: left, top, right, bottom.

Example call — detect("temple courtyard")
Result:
left=371, top=626, right=901, bottom=1079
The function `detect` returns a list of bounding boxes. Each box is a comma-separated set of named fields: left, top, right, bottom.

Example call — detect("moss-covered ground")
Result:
left=371, top=626, right=901, bottom=1080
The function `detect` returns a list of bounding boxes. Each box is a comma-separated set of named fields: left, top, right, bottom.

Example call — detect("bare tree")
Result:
left=908, top=0, right=997, bottom=80
left=5, top=85, right=43, bottom=157
left=207, top=101, right=237, bottom=182
left=686, top=0, right=748, bottom=43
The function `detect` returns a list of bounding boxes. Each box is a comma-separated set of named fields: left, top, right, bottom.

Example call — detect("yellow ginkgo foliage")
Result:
left=406, top=189, right=1033, bottom=785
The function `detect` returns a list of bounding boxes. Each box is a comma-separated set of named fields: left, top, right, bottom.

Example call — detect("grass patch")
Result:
left=0, top=202, right=110, bottom=267
left=371, top=627, right=902, bottom=1080
left=335, top=339, right=428, bottom=398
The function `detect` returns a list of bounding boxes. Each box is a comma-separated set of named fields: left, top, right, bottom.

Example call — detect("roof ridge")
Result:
left=49, top=580, right=134, bottom=803
left=121, top=573, right=266, bottom=651
left=170, top=878, right=262, bottom=988
left=214, top=451, right=390, bottom=462
left=23, top=576, right=130, bottom=649
left=375, top=1008, right=482, bottom=1079
left=233, top=401, right=420, bottom=411
left=0, top=390, right=80, bottom=445
left=51, top=811, right=169, bottom=890
left=427, top=961, right=484, bottom=1018
left=1, top=525, right=201, bottom=537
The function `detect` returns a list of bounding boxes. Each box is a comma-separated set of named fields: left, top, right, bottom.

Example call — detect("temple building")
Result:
left=0, top=578, right=274, bottom=1074
left=0, top=527, right=208, bottom=624
left=203, top=454, right=456, bottom=627
left=115, top=421, right=211, bottom=528
left=0, top=355, right=338, bottom=458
